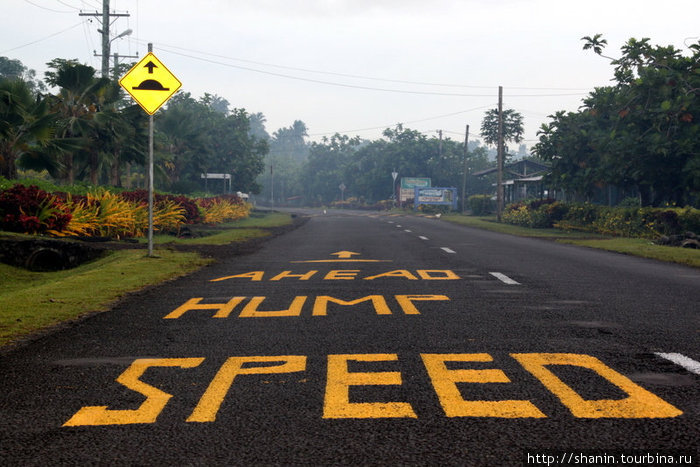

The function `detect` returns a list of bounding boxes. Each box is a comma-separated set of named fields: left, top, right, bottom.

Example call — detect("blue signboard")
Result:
left=414, top=187, right=458, bottom=210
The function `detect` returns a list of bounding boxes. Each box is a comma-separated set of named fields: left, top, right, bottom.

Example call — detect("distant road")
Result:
left=1, top=209, right=698, bottom=465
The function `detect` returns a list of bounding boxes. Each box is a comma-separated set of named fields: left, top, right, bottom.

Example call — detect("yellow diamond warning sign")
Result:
left=119, top=52, right=181, bottom=115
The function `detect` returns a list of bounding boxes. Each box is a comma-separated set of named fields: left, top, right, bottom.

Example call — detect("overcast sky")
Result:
left=3, top=0, right=699, bottom=148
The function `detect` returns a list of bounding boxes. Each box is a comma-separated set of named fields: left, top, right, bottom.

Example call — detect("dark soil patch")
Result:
left=0, top=213, right=308, bottom=271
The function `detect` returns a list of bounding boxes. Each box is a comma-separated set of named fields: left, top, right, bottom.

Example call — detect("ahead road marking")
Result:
left=441, top=247, right=456, bottom=254
left=655, top=352, right=700, bottom=375
left=490, top=272, right=520, bottom=285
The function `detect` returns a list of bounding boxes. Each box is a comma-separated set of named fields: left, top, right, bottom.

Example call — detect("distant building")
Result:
left=473, top=159, right=551, bottom=202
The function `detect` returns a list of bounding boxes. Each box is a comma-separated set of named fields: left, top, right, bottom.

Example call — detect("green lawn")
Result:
left=0, top=250, right=210, bottom=347
left=557, top=237, right=700, bottom=268
left=0, top=211, right=294, bottom=347
left=442, top=214, right=605, bottom=238
left=145, top=228, right=270, bottom=245
left=142, top=212, right=292, bottom=245
left=442, top=213, right=699, bottom=268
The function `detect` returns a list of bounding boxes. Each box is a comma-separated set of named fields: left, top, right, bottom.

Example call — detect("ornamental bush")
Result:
left=0, top=184, right=71, bottom=234
left=120, top=190, right=202, bottom=224
left=197, top=195, right=250, bottom=224
left=0, top=185, right=253, bottom=238
left=502, top=200, right=700, bottom=238
left=468, top=195, right=494, bottom=215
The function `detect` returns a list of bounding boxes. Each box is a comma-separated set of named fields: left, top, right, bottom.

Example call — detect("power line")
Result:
left=0, top=20, right=88, bottom=54
left=143, top=42, right=587, bottom=98
left=307, top=105, right=495, bottom=137
left=24, top=0, right=73, bottom=13
left=56, top=0, right=81, bottom=10
left=144, top=41, right=590, bottom=92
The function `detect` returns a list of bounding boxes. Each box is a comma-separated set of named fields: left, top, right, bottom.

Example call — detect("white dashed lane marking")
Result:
left=655, top=353, right=700, bottom=375
left=441, top=247, right=456, bottom=254
left=489, top=272, right=520, bottom=285
left=419, top=236, right=429, bottom=240
left=404, top=229, right=412, bottom=233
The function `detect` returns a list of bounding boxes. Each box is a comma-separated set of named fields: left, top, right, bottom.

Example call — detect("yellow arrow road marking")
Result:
left=331, top=251, right=360, bottom=258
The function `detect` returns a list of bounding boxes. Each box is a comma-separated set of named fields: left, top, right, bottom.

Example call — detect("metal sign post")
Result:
left=119, top=42, right=181, bottom=257
left=147, top=43, right=154, bottom=257
left=148, top=111, right=154, bottom=256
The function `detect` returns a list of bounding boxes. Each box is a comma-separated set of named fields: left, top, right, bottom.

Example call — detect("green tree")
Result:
left=260, top=120, right=310, bottom=203
left=248, top=112, right=270, bottom=140
left=300, top=133, right=361, bottom=204
left=155, top=92, right=267, bottom=194
left=536, top=36, right=700, bottom=206
left=0, top=79, right=56, bottom=179
left=155, top=93, right=212, bottom=191
left=0, top=56, right=46, bottom=94
left=45, top=61, right=119, bottom=184
left=480, top=108, right=524, bottom=158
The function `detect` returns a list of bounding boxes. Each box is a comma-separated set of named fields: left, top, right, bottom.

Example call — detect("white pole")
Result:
left=147, top=43, right=154, bottom=256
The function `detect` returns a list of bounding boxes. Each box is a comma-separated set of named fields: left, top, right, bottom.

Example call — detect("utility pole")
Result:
left=437, top=129, right=443, bottom=158
left=111, top=52, right=139, bottom=81
left=79, top=0, right=131, bottom=78
left=497, top=86, right=504, bottom=222
left=270, top=164, right=274, bottom=208
left=461, top=124, right=469, bottom=214
left=147, top=42, right=155, bottom=257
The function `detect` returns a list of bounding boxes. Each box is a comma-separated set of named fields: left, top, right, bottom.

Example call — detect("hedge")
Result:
left=502, top=199, right=700, bottom=238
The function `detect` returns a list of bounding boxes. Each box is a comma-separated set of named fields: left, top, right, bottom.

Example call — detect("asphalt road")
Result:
left=1, top=209, right=698, bottom=466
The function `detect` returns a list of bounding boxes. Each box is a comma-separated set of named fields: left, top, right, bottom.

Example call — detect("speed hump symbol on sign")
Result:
left=119, top=52, right=182, bottom=115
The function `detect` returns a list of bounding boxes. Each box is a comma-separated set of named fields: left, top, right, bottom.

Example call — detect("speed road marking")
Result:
left=62, top=352, right=682, bottom=426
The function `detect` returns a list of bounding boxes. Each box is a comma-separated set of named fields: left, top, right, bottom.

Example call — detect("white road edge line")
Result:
left=441, top=247, right=456, bottom=254
left=489, top=272, right=520, bottom=285
left=419, top=236, right=429, bottom=240
left=655, top=352, right=700, bottom=375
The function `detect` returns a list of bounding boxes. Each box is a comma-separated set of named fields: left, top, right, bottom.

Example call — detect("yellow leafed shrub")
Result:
left=197, top=198, right=250, bottom=224
left=152, top=199, right=186, bottom=233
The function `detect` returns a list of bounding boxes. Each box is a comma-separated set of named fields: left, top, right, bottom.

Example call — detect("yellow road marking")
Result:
left=63, top=353, right=683, bottom=426
left=291, top=259, right=389, bottom=263
left=63, top=358, right=204, bottom=426
left=422, top=353, right=546, bottom=417
left=331, top=251, right=361, bottom=258
left=323, top=354, right=417, bottom=419
left=187, top=356, right=306, bottom=423
left=512, top=353, right=682, bottom=418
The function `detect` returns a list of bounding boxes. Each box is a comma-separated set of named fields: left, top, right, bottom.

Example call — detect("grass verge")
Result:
left=442, top=214, right=605, bottom=238
left=0, top=211, right=294, bottom=347
left=442, top=213, right=699, bottom=268
left=0, top=250, right=210, bottom=347
left=147, top=228, right=270, bottom=245
left=557, top=238, right=700, bottom=268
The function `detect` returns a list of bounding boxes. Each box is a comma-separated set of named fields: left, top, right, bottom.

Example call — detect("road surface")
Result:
left=1, top=209, right=698, bottom=465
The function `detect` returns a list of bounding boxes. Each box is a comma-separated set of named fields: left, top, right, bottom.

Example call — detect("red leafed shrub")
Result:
left=0, top=184, right=72, bottom=234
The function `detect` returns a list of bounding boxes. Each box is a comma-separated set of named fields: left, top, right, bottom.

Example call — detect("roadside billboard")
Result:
left=413, top=187, right=458, bottom=210
left=400, top=177, right=431, bottom=202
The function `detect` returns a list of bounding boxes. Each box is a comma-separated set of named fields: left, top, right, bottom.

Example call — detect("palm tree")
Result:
left=0, top=78, right=56, bottom=179
left=155, top=94, right=210, bottom=188
left=46, top=62, right=117, bottom=184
